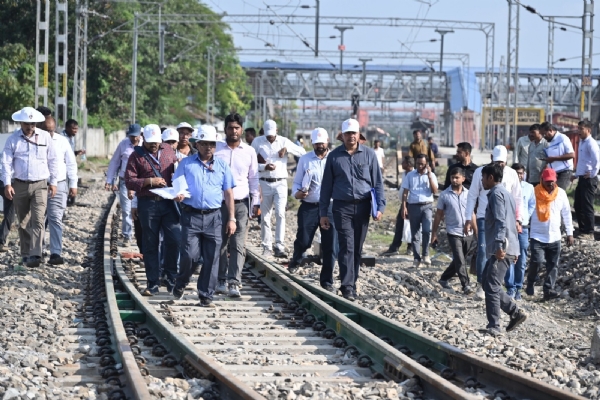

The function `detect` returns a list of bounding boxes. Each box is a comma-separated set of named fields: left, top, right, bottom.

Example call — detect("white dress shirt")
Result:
left=2, top=128, right=58, bottom=186
left=465, top=165, right=524, bottom=222
left=374, top=147, right=385, bottom=169
left=251, top=135, right=306, bottom=179
left=106, top=137, right=141, bottom=184
left=546, top=132, right=574, bottom=172
left=51, top=132, right=78, bottom=189
left=575, top=135, right=600, bottom=178
left=215, top=141, right=260, bottom=206
left=530, top=187, right=573, bottom=243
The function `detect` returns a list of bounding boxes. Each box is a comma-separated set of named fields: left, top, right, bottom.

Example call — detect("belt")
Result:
left=14, top=178, right=45, bottom=184
left=408, top=202, right=433, bottom=206
left=140, top=195, right=164, bottom=202
left=555, top=169, right=571, bottom=174
left=181, top=204, right=219, bottom=215
left=222, top=198, right=247, bottom=204
left=342, top=198, right=369, bottom=204
left=260, top=178, right=286, bottom=182
left=302, top=201, right=319, bottom=206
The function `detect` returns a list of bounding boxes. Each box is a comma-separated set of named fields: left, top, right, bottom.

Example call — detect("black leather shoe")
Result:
left=48, top=254, right=64, bottom=265
left=322, top=285, right=335, bottom=293
left=543, top=290, right=560, bottom=301
left=26, top=256, right=42, bottom=268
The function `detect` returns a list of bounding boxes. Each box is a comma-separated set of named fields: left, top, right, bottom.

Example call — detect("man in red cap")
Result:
left=527, top=168, right=574, bottom=300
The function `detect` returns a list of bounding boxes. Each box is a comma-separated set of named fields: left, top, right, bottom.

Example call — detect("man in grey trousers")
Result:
left=401, top=154, right=438, bottom=268
left=481, top=163, right=528, bottom=336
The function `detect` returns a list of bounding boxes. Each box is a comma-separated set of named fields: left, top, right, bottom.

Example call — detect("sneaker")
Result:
left=475, top=285, right=485, bottom=301
left=288, top=262, right=299, bottom=274
left=172, top=287, right=185, bottom=300
left=322, top=285, right=335, bottom=293
left=48, top=254, right=64, bottom=265
left=380, top=248, right=399, bottom=256
left=262, top=247, right=272, bottom=258
left=273, top=248, right=288, bottom=258
left=514, top=290, right=522, bottom=301
left=228, top=282, right=241, bottom=298
left=543, top=290, right=560, bottom=301
left=215, top=280, right=227, bottom=294
left=163, top=278, right=175, bottom=293
left=142, top=285, right=159, bottom=296
left=412, top=260, right=420, bottom=268
left=463, top=284, right=474, bottom=295
left=506, top=309, right=528, bottom=332
left=26, top=256, right=42, bottom=268
left=525, top=282, right=534, bottom=296
left=405, top=246, right=413, bottom=255
left=422, top=256, right=432, bottom=266
left=506, top=289, right=516, bottom=299
left=438, top=279, right=451, bottom=289
left=0, top=243, right=7, bottom=252
left=200, top=298, right=216, bottom=308
left=486, top=327, right=503, bottom=337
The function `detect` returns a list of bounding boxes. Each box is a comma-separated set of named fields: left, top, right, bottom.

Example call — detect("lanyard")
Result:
left=147, top=150, right=161, bottom=165
left=22, top=134, right=46, bottom=147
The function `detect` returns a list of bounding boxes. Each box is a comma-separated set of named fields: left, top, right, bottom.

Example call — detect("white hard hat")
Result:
left=12, top=107, right=45, bottom=123
left=161, top=128, right=178, bottom=142
left=191, top=125, right=218, bottom=143
left=143, top=124, right=162, bottom=143
left=264, top=119, right=277, bottom=136
left=176, top=122, right=194, bottom=132
left=311, top=128, right=328, bottom=144
left=341, top=118, right=360, bottom=133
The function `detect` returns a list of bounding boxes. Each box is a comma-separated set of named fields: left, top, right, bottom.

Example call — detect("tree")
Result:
left=0, top=44, right=35, bottom=121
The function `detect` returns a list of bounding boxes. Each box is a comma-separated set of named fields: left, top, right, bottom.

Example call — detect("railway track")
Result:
left=98, top=195, right=587, bottom=399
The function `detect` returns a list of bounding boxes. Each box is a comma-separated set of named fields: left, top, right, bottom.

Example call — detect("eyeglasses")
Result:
left=180, top=133, right=192, bottom=137
left=197, top=142, right=216, bottom=147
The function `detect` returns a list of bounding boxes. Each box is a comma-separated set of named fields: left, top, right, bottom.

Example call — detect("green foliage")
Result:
left=0, top=0, right=251, bottom=132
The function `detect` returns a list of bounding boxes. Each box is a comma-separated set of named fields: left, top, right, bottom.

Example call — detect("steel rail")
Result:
left=246, top=247, right=584, bottom=400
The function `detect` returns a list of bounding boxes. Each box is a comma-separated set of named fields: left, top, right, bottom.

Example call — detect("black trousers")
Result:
left=574, top=176, right=597, bottom=234
left=0, top=182, right=15, bottom=246
left=528, top=239, right=561, bottom=293
left=332, top=200, right=370, bottom=295
left=440, top=234, right=473, bottom=288
left=556, top=169, right=572, bottom=191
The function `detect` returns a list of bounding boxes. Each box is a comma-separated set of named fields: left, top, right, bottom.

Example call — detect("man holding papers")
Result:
left=171, top=125, right=236, bottom=308
left=125, top=124, right=181, bottom=296
left=540, top=122, right=574, bottom=190
left=289, top=128, right=338, bottom=292
left=320, top=118, right=385, bottom=301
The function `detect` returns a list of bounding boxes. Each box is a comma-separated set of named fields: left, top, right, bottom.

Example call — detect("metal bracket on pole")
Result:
left=35, top=0, right=50, bottom=108
left=55, top=0, right=68, bottom=126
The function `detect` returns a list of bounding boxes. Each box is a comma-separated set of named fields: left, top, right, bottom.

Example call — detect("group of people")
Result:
left=385, top=121, right=597, bottom=335
left=104, top=114, right=385, bottom=306
left=1, top=107, right=81, bottom=268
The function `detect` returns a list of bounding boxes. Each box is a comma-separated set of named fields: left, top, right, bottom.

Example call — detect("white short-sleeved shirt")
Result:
left=374, top=147, right=385, bottom=169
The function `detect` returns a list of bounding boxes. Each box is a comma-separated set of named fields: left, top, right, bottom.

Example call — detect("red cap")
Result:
left=541, top=168, right=557, bottom=182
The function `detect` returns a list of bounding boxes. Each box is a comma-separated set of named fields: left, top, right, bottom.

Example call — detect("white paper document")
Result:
left=150, top=175, right=191, bottom=199
left=301, top=169, right=312, bottom=192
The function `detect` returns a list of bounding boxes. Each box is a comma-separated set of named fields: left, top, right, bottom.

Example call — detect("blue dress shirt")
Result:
left=521, top=180, right=536, bottom=225
left=173, top=154, right=235, bottom=210
left=319, top=144, right=386, bottom=217
left=292, top=150, right=329, bottom=203
left=401, top=169, right=438, bottom=204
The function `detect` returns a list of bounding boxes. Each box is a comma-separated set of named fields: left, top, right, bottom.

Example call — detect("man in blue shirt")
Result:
left=289, top=128, right=338, bottom=292
left=504, top=163, right=536, bottom=300
left=320, top=119, right=386, bottom=301
left=573, top=120, right=600, bottom=240
left=172, top=125, right=236, bottom=308
left=401, top=154, right=438, bottom=268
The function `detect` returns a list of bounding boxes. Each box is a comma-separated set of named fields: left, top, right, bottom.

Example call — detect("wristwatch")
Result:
left=229, top=218, right=237, bottom=222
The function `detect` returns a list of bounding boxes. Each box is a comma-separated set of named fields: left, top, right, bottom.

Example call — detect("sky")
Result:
left=202, top=0, right=595, bottom=71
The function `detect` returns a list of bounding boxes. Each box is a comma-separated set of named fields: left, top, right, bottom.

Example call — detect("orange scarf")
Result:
left=534, top=184, right=558, bottom=222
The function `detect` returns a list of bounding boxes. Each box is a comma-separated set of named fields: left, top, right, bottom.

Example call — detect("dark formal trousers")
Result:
left=218, top=200, right=250, bottom=284
left=137, top=197, right=181, bottom=288
left=332, top=199, right=370, bottom=295
left=176, top=209, right=222, bottom=300
left=483, top=256, right=518, bottom=330
left=0, top=182, right=15, bottom=246
left=528, top=239, right=561, bottom=294
left=440, top=234, right=473, bottom=288
left=574, top=176, right=597, bottom=234
left=556, top=169, right=572, bottom=191
left=290, top=201, right=338, bottom=288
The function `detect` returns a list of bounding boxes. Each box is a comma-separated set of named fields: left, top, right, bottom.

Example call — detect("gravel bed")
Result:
left=250, top=185, right=600, bottom=399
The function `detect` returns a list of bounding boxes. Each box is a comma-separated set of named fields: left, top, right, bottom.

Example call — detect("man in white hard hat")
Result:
left=465, top=145, right=524, bottom=301
left=1, top=107, right=59, bottom=268
left=288, top=128, right=338, bottom=292
left=39, top=116, right=78, bottom=266
left=320, top=118, right=386, bottom=301
left=106, top=124, right=143, bottom=246
left=125, top=124, right=180, bottom=296
left=172, top=125, right=237, bottom=308
left=175, top=122, right=197, bottom=159
left=215, top=114, right=260, bottom=298
left=251, top=119, right=306, bottom=258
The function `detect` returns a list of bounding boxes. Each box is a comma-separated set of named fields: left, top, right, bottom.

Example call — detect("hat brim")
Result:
left=265, top=129, right=277, bottom=136
left=128, top=131, right=142, bottom=136
left=144, top=137, right=162, bottom=143
left=12, top=111, right=45, bottom=123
